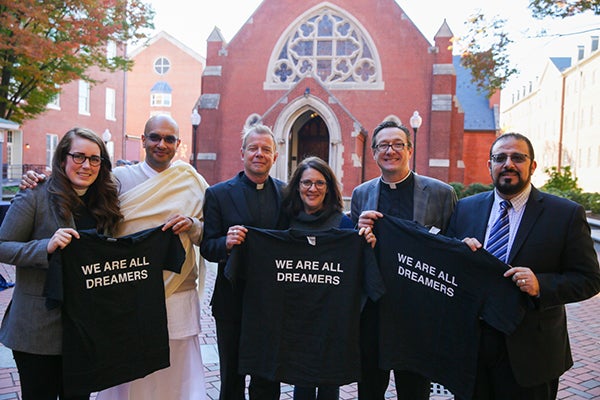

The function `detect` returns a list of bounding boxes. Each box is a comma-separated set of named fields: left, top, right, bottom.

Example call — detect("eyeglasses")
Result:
left=299, top=179, right=327, bottom=190
left=490, top=153, right=529, bottom=164
left=145, top=133, right=179, bottom=144
left=67, top=152, right=103, bottom=167
left=373, top=142, right=406, bottom=152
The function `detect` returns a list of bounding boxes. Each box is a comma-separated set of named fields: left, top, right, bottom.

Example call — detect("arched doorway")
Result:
left=288, top=110, right=330, bottom=177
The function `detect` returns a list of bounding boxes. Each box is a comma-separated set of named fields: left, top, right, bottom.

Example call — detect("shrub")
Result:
left=461, top=182, right=494, bottom=198
left=449, top=182, right=465, bottom=198
left=540, top=166, right=600, bottom=214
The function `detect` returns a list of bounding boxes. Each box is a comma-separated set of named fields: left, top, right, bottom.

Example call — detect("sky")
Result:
left=138, top=0, right=600, bottom=85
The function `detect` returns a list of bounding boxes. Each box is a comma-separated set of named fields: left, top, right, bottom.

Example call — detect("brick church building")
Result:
left=195, top=0, right=497, bottom=194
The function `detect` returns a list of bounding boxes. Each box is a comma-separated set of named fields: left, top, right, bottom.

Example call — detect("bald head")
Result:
left=142, top=114, right=181, bottom=172
left=144, top=114, right=179, bottom=135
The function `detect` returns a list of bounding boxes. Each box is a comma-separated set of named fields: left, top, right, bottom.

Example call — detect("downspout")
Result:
left=557, top=74, right=565, bottom=170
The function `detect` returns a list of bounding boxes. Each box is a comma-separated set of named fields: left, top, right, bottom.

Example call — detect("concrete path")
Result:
left=0, top=260, right=598, bottom=399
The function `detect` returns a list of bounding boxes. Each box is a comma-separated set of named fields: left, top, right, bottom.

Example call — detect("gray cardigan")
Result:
left=0, top=183, right=76, bottom=354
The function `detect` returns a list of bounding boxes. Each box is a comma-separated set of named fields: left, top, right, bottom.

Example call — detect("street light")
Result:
left=410, top=111, right=422, bottom=172
left=102, top=128, right=112, bottom=143
left=102, top=128, right=114, bottom=164
left=191, top=108, right=201, bottom=170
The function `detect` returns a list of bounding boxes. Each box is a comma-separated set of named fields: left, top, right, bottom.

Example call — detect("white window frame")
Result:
left=46, top=134, right=58, bottom=167
left=106, top=40, right=117, bottom=61
left=105, top=87, right=116, bottom=120
left=78, top=80, right=90, bottom=115
left=153, top=57, right=171, bottom=75
left=47, top=92, right=61, bottom=110
left=150, top=93, right=172, bottom=107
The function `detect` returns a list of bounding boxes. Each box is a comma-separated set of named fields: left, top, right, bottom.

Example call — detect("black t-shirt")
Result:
left=47, top=226, right=185, bottom=395
left=225, top=227, right=385, bottom=386
left=375, top=215, right=528, bottom=399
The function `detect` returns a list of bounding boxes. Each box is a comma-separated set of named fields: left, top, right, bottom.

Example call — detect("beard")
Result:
left=493, top=168, right=531, bottom=196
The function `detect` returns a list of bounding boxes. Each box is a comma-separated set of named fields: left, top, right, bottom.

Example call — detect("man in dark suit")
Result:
left=351, top=120, right=457, bottom=399
left=200, top=124, right=285, bottom=400
left=447, top=132, right=600, bottom=399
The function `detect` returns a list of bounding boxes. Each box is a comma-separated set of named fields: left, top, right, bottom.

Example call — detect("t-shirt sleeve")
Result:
left=44, top=250, right=64, bottom=309
left=478, top=252, right=528, bottom=334
left=362, top=244, right=385, bottom=302
left=224, top=240, right=246, bottom=283
left=164, top=229, right=186, bottom=273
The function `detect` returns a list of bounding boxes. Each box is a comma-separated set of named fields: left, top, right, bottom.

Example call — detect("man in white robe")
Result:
left=97, top=115, right=209, bottom=400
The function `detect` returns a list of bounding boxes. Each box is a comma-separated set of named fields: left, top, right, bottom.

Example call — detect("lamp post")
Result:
left=102, top=128, right=113, bottom=164
left=190, top=108, right=201, bottom=170
left=409, top=111, right=422, bottom=172
left=102, top=128, right=112, bottom=144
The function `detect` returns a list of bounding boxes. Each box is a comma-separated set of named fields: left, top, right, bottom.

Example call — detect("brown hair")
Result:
left=282, top=156, right=344, bottom=217
left=47, top=127, right=122, bottom=234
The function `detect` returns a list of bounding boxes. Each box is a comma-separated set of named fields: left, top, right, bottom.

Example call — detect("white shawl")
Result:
left=117, top=161, right=209, bottom=297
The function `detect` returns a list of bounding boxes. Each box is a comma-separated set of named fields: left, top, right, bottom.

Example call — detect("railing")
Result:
left=2, top=164, right=48, bottom=181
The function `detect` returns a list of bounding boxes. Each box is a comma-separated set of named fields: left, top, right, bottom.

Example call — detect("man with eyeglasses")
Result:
left=446, top=132, right=600, bottom=399
left=350, top=119, right=457, bottom=400
left=20, top=115, right=210, bottom=399
left=96, top=114, right=209, bottom=399
left=200, top=124, right=284, bottom=400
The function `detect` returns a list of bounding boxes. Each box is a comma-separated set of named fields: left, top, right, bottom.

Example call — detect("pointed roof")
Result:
left=128, top=31, right=205, bottom=63
left=453, top=55, right=497, bottom=131
left=207, top=27, right=226, bottom=43
left=434, top=19, right=453, bottom=39
left=150, top=81, right=173, bottom=93
left=550, top=57, right=572, bottom=72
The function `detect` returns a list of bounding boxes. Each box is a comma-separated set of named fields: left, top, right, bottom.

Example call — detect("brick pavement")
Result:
left=0, top=261, right=598, bottom=399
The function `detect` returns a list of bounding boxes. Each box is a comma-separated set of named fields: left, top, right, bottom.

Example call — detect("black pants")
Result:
left=358, top=300, right=430, bottom=400
left=294, top=385, right=339, bottom=400
left=216, top=318, right=280, bottom=400
left=13, top=350, right=89, bottom=400
left=455, top=323, right=558, bottom=400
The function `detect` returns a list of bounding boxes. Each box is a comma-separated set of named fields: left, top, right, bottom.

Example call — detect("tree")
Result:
left=0, top=0, right=154, bottom=123
left=456, top=1, right=600, bottom=96
left=529, top=0, right=600, bottom=18
left=455, top=12, right=517, bottom=98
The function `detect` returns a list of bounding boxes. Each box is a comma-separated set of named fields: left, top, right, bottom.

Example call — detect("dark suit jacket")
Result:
left=200, top=172, right=285, bottom=321
left=446, top=186, right=600, bottom=386
left=350, top=173, right=457, bottom=234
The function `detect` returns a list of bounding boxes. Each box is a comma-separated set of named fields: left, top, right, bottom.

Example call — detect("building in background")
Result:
left=5, top=41, right=126, bottom=179
left=454, top=55, right=500, bottom=186
left=125, top=31, right=205, bottom=163
left=196, top=0, right=470, bottom=192
left=502, top=36, right=600, bottom=192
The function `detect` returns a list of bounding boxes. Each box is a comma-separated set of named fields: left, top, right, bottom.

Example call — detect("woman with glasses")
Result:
left=0, top=127, right=122, bottom=399
left=279, top=156, right=375, bottom=400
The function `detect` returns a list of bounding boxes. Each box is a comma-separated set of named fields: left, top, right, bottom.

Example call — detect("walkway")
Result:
left=0, top=261, right=598, bottom=399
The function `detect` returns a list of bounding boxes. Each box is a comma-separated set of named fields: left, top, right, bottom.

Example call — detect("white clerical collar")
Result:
left=380, top=171, right=412, bottom=189
left=242, top=173, right=267, bottom=190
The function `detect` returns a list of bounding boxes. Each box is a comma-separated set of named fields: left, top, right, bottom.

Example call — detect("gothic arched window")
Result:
left=266, top=6, right=382, bottom=90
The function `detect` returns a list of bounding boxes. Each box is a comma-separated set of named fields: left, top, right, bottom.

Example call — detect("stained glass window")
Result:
left=268, top=7, right=380, bottom=88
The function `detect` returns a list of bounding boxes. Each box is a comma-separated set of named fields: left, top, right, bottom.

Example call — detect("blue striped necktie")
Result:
left=486, top=200, right=512, bottom=263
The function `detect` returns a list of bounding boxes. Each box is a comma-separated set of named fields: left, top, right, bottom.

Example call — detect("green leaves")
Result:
left=0, top=0, right=154, bottom=122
